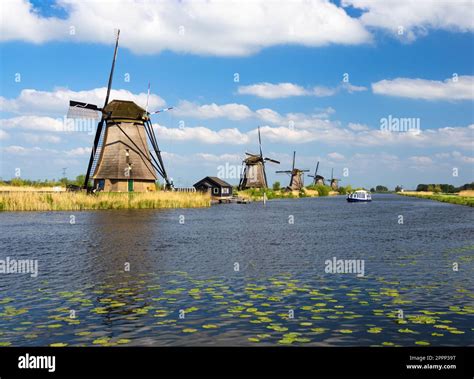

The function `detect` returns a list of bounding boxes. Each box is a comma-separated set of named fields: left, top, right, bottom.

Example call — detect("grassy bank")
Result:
left=0, top=191, right=211, bottom=211
left=398, top=191, right=474, bottom=207
left=237, top=186, right=340, bottom=201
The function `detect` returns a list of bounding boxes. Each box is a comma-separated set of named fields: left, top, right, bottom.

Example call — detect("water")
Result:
left=0, top=194, right=473, bottom=346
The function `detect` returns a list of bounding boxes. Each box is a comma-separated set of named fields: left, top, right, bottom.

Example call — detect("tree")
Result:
left=272, top=181, right=281, bottom=191
left=395, top=185, right=402, bottom=192
left=375, top=185, right=388, bottom=192
left=433, top=184, right=442, bottom=193
left=370, top=187, right=375, bottom=193
left=416, top=184, right=428, bottom=192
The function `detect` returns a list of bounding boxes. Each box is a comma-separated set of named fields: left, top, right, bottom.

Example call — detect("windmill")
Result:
left=308, top=161, right=325, bottom=186
left=329, top=168, right=341, bottom=190
left=276, top=151, right=310, bottom=191
left=238, top=127, right=280, bottom=190
left=67, top=30, right=171, bottom=192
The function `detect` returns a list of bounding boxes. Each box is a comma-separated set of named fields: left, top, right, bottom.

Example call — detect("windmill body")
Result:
left=92, top=100, right=157, bottom=192
left=67, top=30, right=170, bottom=192
left=329, top=168, right=341, bottom=190
left=276, top=151, right=309, bottom=191
left=308, top=161, right=325, bottom=186
left=239, top=127, right=279, bottom=190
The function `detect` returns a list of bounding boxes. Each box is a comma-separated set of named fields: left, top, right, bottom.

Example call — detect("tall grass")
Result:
left=0, top=192, right=211, bottom=211
left=399, top=192, right=474, bottom=207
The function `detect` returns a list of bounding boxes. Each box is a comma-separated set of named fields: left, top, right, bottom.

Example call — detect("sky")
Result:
left=0, top=0, right=473, bottom=189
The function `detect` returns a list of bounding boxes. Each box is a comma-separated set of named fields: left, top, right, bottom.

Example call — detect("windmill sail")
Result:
left=276, top=151, right=309, bottom=191
left=239, top=127, right=279, bottom=190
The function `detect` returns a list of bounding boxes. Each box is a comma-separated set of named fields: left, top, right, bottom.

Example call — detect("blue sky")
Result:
left=0, top=0, right=473, bottom=189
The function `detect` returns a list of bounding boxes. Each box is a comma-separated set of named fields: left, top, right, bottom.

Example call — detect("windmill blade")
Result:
left=103, top=29, right=120, bottom=108
left=67, top=101, right=101, bottom=120
left=245, top=152, right=259, bottom=157
left=315, top=161, right=319, bottom=176
left=264, top=157, right=280, bottom=164
left=82, top=29, right=120, bottom=190
left=83, top=118, right=105, bottom=189
left=276, top=170, right=292, bottom=174
left=145, top=82, right=151, bottom=113
left=150, top=107, right=173, bottom=115
left=258, top=126, right=263, bottom=157
left=292, top=151, right=296, bottom=171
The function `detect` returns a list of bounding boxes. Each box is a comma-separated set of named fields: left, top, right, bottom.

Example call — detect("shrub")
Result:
left=315, top=184, right=330, bottom=197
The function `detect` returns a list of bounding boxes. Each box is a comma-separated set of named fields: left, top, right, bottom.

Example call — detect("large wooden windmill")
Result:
left=308, top=161, right=325, bottom=186
left=329, top=168, right=341, bottom=190
left=276, top=151, right=309, bottom=191
left=67, top=30, right=171, bottom=192
left=238, top=127, right=280, bottom=190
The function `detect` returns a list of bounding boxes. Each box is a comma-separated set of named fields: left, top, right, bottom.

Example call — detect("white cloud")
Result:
left=343, top=0, right=474, bottom=41
left=20, top=133, right=61, bottom=144
left=327, top=152, right=345, bottom=161
left=372, top=76, right=474, bottom=100
left=1, top=145, right=90, bottom=157
left=65, top=147, right=91, bottom=157
left=347, top=122, right=369, bottom=131
left=154, top=122, right=473, bottom=149
left=409, top=156, right=433, bottom=165
left=238, top=81, right=367, bottom=99
left=194, top=153, right=242, bottom=163
left=0, top=87, right=165, bottom=115
left=174, top=101, right=253, bottom=120
left=1, top=0, right=371, bottom=56
left=0, top=116, right=65, bottom=132
left=237, top=83, right=309, bottom=99
left=0, top=129, right=9, bottom=140
left=154, top=124, right=250, bottom=145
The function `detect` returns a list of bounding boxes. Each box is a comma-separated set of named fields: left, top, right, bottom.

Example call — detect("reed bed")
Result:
left=0, top=191, right=211, bottom=211
left=0, top=185, right=65, bottom=192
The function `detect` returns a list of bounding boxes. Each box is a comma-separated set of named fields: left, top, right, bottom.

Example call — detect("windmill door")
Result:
left=128, top=179, right=134, bottom=192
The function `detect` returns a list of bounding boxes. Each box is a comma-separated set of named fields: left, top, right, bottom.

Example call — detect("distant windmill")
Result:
left=67, top=29, right=171, bottom=192
left=239, top=127, right=280, bottom=190
left=308, top=161, right=325, bottom=186
left=276, top=151, right=310, bottom=191
left=329, top=168, right=341, bottom=190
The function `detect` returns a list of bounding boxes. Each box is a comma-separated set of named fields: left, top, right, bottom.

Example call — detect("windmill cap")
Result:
left=104, top=100, right=147, bottom=120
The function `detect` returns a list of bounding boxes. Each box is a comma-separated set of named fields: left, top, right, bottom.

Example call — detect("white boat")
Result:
left=347, top=190, right=372, bottom=202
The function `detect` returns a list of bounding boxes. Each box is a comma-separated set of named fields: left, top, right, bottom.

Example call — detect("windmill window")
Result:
left=222, top=188, right=229, bottom=194
left=213, top=187, right=219, bottom=195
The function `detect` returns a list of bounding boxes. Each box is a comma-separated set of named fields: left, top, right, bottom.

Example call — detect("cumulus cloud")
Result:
left=1, top=0, right=371, bottom=56
left=0, top=116, right=65, bottom=132
left=347, top=122, right=369, bottom=131
left=154, top=124, right=250, bottom=145
left=174, top=101, right=253, bottom=120
left=327, top=152, right=345, bottom=161
left=0, top=87, right=165, bottom=115
left=238, top=82, right=367, bottom=99
left=372, top=75, right=474, bottom=100
left=152, top=122, right=473, bottom=149
left=343, top=0, right=474, bottom=41
left=20, top=133, right=61, bottom=144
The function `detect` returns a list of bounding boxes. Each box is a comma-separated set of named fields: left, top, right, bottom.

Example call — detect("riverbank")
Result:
left=0, top=191, right=211, bottom=211
left=237, top=187, right=340, bottom=201
left=398, top=191, right=474, bottom=207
